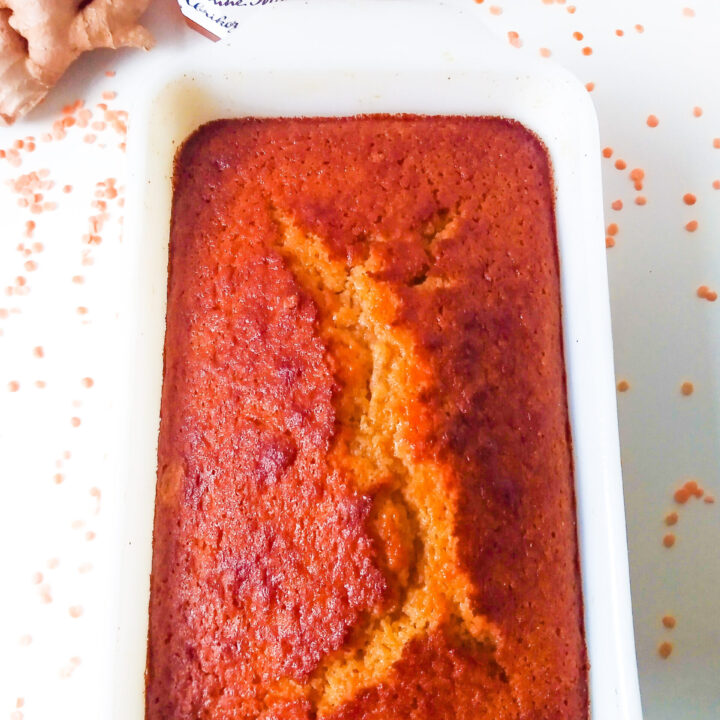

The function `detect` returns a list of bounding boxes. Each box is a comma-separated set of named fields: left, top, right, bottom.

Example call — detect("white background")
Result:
left=1, top=1, right=719, bottom=718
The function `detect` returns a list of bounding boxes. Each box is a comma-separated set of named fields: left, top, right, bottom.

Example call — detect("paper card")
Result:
left=178, top=0, right=290, bottom=39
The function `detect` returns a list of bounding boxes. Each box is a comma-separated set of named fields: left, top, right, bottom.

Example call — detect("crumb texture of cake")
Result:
left=146, top=116, right=587, bottom=720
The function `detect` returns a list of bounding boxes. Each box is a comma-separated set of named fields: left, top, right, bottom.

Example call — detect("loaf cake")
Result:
left=146, top=115, right=588, bottom=719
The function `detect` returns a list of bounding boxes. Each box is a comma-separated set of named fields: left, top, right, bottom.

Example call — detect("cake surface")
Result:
left=146, top=115, right=588, bottom=720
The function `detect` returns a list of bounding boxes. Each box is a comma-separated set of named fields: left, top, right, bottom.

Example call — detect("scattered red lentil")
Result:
left=675, top=487, right=691, bottom=504
left=607, top=222, right=619, bottom=235
left=102, top=91, right=117, bottom=100
left=615, top=29, right=624, bottom=36
left=635, top=196, right=647, bottom=206
left=605, top=237, right=615, bottom=248
left=681, top=381, right=694, bottom=396
left=665, top=512, right=678, bottom=526
left=662, top=615, right=677, bottom=629
left=611, top=199, right=623, bottom=211
left=687, top=480, right=703, bottom=498
left=33, top=346, right=44, bottom=358
left=567, top=5, right=575, bottom=12
left=105, top=70, right=116, bottom=77
left=682, top=7, right=696, bottom=17
left=635, top=24, right=645, bottom=33
left=713, top=138, right=720, bottom=149
left=53, top=473, right=63, bottom=484
left=713, top=180, right=720, bottom=190
left=35, top=380, right=46, bottom=389
left=663, top=534, right=676, bottom=548
left=697, top=285, right=717, bottom=302
left=82, top=377, right=94, bottom=388
left=675, top=479, right=705, bottom=503
left=7, top=148, right=22, bottom=166
left=572, top=31, right=583, bottom=40
left=71, top=417, right=81, bottom=427
left=539, top=47, right=552, bottom=57
left=617, top=380, right=630, bottom=392
left=8, top=381, right=19, bottom=392
left=693, top=106, right=703, bottom=117
left=704, top=496, right=715, bottom=504
left=582, top=46, right=593, bottom=56
left=658, top=642, right=673, bottom=659
left=602, top=147, right=613, bottom=158
left=69, top=606, right=84, bottom=618
left=37, top=581, right=51, bottom=603
left=685, top=220, right=699, bottom=232
left=489, top=5, right=502, bottom=14
left=683, top=193, right=697, bottom=205
left=647, top=114, right=659, bottom=127
left=507, top=31, right=522, bottom=48
left=585, top=82, right=595, bottom=92
left=615, top=158, right=627, bottom=170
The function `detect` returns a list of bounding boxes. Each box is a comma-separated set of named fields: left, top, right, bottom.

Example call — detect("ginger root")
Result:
left=0, top=0, right=153, bottom=125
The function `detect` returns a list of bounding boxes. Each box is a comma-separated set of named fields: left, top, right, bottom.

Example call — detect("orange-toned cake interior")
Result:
left=146, top=116, right=587, bottom=719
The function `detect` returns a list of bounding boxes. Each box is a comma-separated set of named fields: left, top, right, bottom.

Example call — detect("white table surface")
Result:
left=1, top=1, right=719, bottom=718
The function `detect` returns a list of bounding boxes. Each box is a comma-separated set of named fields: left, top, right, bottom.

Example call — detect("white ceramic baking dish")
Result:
left=115, top=1, right=643, bottom=717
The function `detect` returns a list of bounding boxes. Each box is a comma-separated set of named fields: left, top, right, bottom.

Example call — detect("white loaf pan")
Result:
left=115, top=1, right=643, bottom=717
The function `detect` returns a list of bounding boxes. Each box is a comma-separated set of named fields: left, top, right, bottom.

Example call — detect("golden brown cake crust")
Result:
left=146, top=116, right=588, bottom=720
